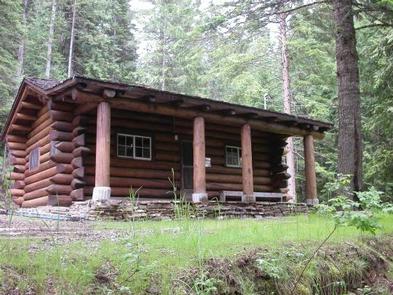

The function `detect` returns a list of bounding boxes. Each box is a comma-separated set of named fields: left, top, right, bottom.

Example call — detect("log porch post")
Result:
left=241, top=123, right=255, bottom=202
left=304, top=134, right=318, bottom=205
left=192, top=116, right=207, bottom=202
left=92, top=101, right=111, bottom=202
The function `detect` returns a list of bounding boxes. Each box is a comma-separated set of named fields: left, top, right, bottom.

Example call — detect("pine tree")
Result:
left=138, top=0, right=205, bottom=94
left=0, top=0, right=22, bottom=128
left=72, top=0, right=137, bottom=82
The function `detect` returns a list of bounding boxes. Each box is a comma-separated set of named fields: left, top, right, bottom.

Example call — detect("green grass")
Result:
left=1, top=213, right=393, bottom=294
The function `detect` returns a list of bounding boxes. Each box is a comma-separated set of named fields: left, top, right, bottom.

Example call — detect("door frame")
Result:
left=180, top=140, right=193, bottom=198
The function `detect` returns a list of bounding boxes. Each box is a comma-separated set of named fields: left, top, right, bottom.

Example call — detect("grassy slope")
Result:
left=1, top=214, right=393, bottom=294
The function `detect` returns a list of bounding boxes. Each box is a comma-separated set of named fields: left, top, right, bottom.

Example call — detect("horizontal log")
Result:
left=71, top=157, right=83, bottom=168
left=71, top=188, right=84, bottom=201
left=72, top=126, right=86, bottom=137
left=48, top=195, right=73, bottom=206
left=24, top=189, right=47, bottom=201
left=28, top=116, right=51, bottom=138
left=50, top=148, right=73, bottom=164
left=10, top=124, right=30, bottom=133
left=52, top=121, right=73, bottom=132
left=72, top=167, right=85, bottom=179
left=272, top=172, right=291, bottom=181
left=26, top=124, right=52, bottom=146
left=155, top=151, right=180, bottom=162
left=25, top=164, right=71, bottom=184
left=205, top=174, right=272, bottom=185
left=9, top=156, right=26, bottom=165
left=10, top=172, right=24, bottom=181
left=55, top=141, right=74, bottom=153
left=85, top=186, right=171, bottom=198
left=21, top=101, right=41, bottom=110
left=24, top=179, right=52, bottom=193
left=72, top=115, right=89, bottom=127
left=71, top=178, right=85, bottom=189
left=72, top=146, right=90, bottom=157
left=49, top=110, right=73, bottom=122
left=10, top=189, right=24, bottom=196
left=13, top=196, right=24, bottom=206
left=46, top=184, right=72, bottom=195
left=49, top=130, right=73, bottom=141
left=13, top=165, right=25, bottom=173
left=21, top=196, right=48, bottom=208
left=5, top=135, right=25, bottom=143
left=85, top=157, right=179, bottom=171
left=15, top=112, right=35, bottom=121
left=6, top=142, right=26, bottom=150
left=85, top=176, right=172, bottom=189
left=74, top=102, right=97, bottom=115
left=206, top=183, right=273, bottom=192
left=12, top=180, right=25, bottom=189
left=26, top=135, right=50, bottom=154
left=31, top=108, right=49, bottom=129
left=86, top=166, right=178, bottom=180
left=39, top=151, right=51, bottom=164
left=9, top=149, right=26, bottom=158
left=48, top=100, right=74, bottom=112
left=51, top=173, right=73, bottom=185
left=73, top=133, right=85, bottom=147
left=271, top=164, right=289, bottom=173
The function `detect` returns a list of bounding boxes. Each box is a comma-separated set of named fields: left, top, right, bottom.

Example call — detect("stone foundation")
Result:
left=88, top=200, right=310, bottom=221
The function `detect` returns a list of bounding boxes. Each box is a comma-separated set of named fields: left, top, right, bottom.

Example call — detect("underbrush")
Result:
left=1, top=214, right=393, bottom=294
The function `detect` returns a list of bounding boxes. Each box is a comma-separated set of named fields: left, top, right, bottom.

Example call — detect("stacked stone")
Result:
left=85, top=200, right=309, bottom=221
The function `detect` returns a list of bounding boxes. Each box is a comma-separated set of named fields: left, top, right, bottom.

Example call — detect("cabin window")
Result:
left=117, top=133, right=152, bottom=160
left=225, top=145, right=241, bottom=168
left=29, top=147, right=40, bottom=171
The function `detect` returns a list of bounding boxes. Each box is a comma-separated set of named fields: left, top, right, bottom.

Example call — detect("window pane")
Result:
left=126, top=147, right=133, bottom=157
left=143, top=148, right=150, bottom=159
left=118, top=145, right=126, bottom=156
left=143, top=137, right=150, bottom=147
left=118, top=135, right=126, bottom=145
left=135, top=147, right=143, bottom=157
left=226, top=146, right=240, bottom=167
left=126, top=136, right=133, bottom=146
left=135, top=137, right=142, bottom=147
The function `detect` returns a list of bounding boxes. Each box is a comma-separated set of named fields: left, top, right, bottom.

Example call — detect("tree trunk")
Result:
left=67, top=0, right=76, bottom=77
left=16, top=0, right=29, bottom=78
left=279, top=12, right=297, bottom=203
left=333, top=0, right=363, bottom=198
left=45, top=0, right=57, bottom=79
left=160, top=26, right=166, bottom=91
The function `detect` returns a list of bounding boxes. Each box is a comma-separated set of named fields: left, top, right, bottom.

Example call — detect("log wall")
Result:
left=83, top=109, right=289, bottom=200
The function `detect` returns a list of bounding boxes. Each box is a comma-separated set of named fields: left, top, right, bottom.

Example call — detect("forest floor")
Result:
left=1, top=213, right=393, bottom=294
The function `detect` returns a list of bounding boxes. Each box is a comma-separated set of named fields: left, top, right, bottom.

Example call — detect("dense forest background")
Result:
left=0, top=0, right=392, bottom=201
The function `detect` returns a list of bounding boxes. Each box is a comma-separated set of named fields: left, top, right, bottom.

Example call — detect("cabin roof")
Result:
left=1, top=76, right=333, bottom=140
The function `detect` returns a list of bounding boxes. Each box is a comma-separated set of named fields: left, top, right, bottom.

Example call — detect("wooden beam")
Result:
left=103, top=88, right=117, bottom=98
left=304, top=134, right=318, bottom=205
left=192, top=116, right=207, bottom=202
left=95, top=101, right=111, bottom=187
left=241, top=123, right=255, bottom=202
left=21, top=101, right=41, bottom=110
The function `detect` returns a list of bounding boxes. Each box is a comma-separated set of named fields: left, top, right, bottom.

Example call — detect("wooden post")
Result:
left=192, top=116, right=207, bottom=202
left=304, top=134, right=318, bottom=205
left=92, top=101, right=111, bottom=202
left=241, top=124, right=255, bottom=202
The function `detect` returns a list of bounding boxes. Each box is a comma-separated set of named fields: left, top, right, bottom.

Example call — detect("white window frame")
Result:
left=117, top=133, right=152, bottom=161
left=29, top=147, right=40, bottom=171
left=225, top=145, right=241, bottom=168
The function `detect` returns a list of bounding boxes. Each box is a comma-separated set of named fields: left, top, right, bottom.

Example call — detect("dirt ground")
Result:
left=0, top=212, right=133, bottom=252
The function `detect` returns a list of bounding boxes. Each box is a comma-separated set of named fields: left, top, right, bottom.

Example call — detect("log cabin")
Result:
left=1, top=76, right=332, bottom=208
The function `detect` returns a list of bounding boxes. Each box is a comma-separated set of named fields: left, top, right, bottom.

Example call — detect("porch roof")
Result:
left=1, top=76, right=333, bottom=140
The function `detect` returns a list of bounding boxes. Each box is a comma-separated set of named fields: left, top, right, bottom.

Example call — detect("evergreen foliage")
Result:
left=0, top=0, right=393, bottom=200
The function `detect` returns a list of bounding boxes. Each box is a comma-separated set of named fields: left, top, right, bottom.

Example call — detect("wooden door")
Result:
left=181, top=141, right=193, bottom=198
